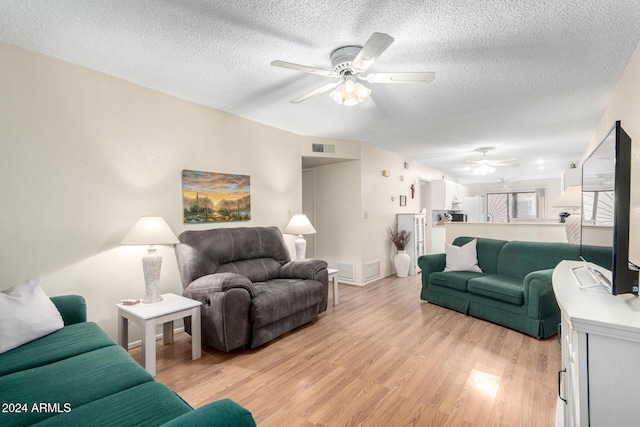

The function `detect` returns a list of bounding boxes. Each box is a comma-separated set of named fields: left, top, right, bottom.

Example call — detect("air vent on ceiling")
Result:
left=312, top=143, right=336, bottom=154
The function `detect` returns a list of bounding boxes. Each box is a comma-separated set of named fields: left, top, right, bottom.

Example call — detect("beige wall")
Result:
left=0, top=42, right=309, bottom=340
left=582, top=41, right=640, bottom=265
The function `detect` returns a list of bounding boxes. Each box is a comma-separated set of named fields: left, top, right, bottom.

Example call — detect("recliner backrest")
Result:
left=175, top=226, right=291, bottom=287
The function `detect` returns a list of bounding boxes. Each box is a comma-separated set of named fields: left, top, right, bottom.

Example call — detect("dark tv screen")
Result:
left=581, top=121, right=637, bottom=295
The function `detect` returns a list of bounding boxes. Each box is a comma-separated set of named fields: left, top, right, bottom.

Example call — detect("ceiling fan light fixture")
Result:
left=330, top=77, right=371, bottom=107
left=473, top=164, right=496, bottom=176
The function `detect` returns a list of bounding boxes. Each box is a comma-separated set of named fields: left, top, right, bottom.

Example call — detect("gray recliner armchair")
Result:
left=174, top=226, right=328, bottom=351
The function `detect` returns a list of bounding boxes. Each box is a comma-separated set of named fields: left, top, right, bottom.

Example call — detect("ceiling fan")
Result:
left=467, top=147, right=520, bottom=175
left=271, top=32, right=435, bottom=108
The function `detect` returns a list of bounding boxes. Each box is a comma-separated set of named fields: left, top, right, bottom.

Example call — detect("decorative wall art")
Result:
left=182, top=170, right=251, bottom=223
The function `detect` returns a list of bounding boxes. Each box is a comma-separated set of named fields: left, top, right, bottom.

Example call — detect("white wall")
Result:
left=313, top=160, right=362, bottom=282
left=359, top=144, right=445, bottom=281
left=581, top=41, right=640, bottom=266
left=0, top=42, right=310, bottom=341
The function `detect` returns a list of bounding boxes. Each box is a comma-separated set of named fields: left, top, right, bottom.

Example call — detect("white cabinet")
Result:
left=553, top=261, right=640, bottom=427
left=431, top=179, right=466, bottom=210
left=397, top=214, right=426, bottom=275
left=561, top=167, right=581, bottom=191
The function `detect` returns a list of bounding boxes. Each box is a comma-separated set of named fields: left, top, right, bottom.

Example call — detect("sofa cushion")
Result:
left=0, top=275, right=64, bottom=354
left=217, top=258, right=282, bottom=283
left=468, top=274, right=525, bottom=305
left=496, top=241, right=578, bottom=279
left=251, top=279, right=322, bottom=328
left=452, top=237, right=508, bottom=274
left=444, top=239, right=482, bottom=272
left=429, top=271, right=485, bottom=292
left=32, top=382, right=192, bottom=427
left=0, top=345, right=153, bottom=426
left=0, top=322, right=115, bottom=377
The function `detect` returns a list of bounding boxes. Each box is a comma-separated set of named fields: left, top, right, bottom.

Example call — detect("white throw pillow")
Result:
left=444, top=239, right=483, bottom=273
left=0, top=275, right=64, bottom=354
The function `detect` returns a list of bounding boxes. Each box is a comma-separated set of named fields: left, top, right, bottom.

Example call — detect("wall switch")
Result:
left=287, top=210, right=291, bottom=218
left=364, top=210, right=368, bottom=219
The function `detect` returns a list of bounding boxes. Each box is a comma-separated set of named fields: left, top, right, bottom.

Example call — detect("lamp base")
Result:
left=294, top=235, right=307, bottom=260
left=565, top=213, right=581, bottom=244
left=141, top=247, right=163, bottom=303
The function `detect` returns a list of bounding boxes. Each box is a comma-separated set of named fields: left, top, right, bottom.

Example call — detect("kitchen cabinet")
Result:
left=431, top=179, right=466, bottom=210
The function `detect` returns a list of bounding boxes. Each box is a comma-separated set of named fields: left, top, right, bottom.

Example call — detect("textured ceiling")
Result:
left=2, top=1, right=640, bottom=183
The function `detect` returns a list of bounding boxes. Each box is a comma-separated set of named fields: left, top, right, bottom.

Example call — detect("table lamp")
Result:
left=284, top=214, right=316, bottom=260
left=121, top=216, right=179, bottom=303
left=552, top=185, right=582, bottom=244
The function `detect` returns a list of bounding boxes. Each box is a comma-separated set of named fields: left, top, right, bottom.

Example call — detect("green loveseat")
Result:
left=0, top=295, right=256, bottom=427
left=418, top=236, right=612, bottom=338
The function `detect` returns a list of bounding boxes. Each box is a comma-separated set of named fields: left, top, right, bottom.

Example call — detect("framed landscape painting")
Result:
left=182, top=170, right=251, bottom=223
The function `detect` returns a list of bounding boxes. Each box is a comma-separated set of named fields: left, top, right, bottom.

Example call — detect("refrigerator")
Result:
left=463, top=196, right=486, bottom=222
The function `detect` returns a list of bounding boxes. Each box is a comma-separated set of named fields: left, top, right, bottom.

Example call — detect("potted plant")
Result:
left=388, top=222, right=411, bottom=277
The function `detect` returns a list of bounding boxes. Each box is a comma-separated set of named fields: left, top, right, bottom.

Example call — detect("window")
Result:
left=487, top=191, right=537, bottom=222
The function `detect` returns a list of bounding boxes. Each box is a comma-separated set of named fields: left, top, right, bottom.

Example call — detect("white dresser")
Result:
left=553, top=260, right=640, bottom=427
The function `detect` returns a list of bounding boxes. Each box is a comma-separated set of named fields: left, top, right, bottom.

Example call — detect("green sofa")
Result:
left=418, top=236, right=612, bottom=338
left=0, top=295, right=256, bottom=427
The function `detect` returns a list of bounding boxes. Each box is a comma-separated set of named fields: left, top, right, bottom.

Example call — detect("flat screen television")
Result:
left=581, top=120, right=638, bottom=295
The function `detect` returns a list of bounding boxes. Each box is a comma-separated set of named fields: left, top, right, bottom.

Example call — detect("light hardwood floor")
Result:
left=131, top=274, right=560, bottom=426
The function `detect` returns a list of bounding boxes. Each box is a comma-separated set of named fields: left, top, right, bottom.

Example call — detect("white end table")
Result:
left=328, top=268, right=339, bottom=306
left=117, top=293, right=202, bottom=377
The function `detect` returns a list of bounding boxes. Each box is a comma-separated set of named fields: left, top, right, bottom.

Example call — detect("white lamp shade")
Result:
left=284, top=214, right=316, bottom=236
left=553, top=185, right=582, bottom=209
left=121, top=216, right=179, bottom=245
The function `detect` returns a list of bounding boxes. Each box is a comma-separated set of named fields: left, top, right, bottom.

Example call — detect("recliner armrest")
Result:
left=280, top=259, right=328, bottom=281
left=186, top=273, right=255, bottom=298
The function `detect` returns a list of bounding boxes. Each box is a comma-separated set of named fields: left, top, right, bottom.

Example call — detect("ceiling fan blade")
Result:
left=358, top=96, right=376, bottom=110
left=467, top=158, right=520, bottom=167
left=290, top=81, right=341, bottom=103
left=361, top=72, right=436, bottom=84
left=350, top=32, right=394, bottom=73
left=490, top=159, right=520, bottom=167
left=271, top=60, right=334, bottom=77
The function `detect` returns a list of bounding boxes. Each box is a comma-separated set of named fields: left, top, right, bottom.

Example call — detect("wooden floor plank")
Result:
left=133, top=274, right=559, bottom=426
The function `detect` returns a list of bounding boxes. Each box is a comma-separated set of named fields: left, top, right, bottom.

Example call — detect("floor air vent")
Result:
left=364, top=260, right=381, bottom=282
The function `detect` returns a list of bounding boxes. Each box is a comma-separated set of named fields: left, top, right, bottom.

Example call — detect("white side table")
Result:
left=117, top=293, right=202, bottom=377
left=328, top=268, right=339, bottom=306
